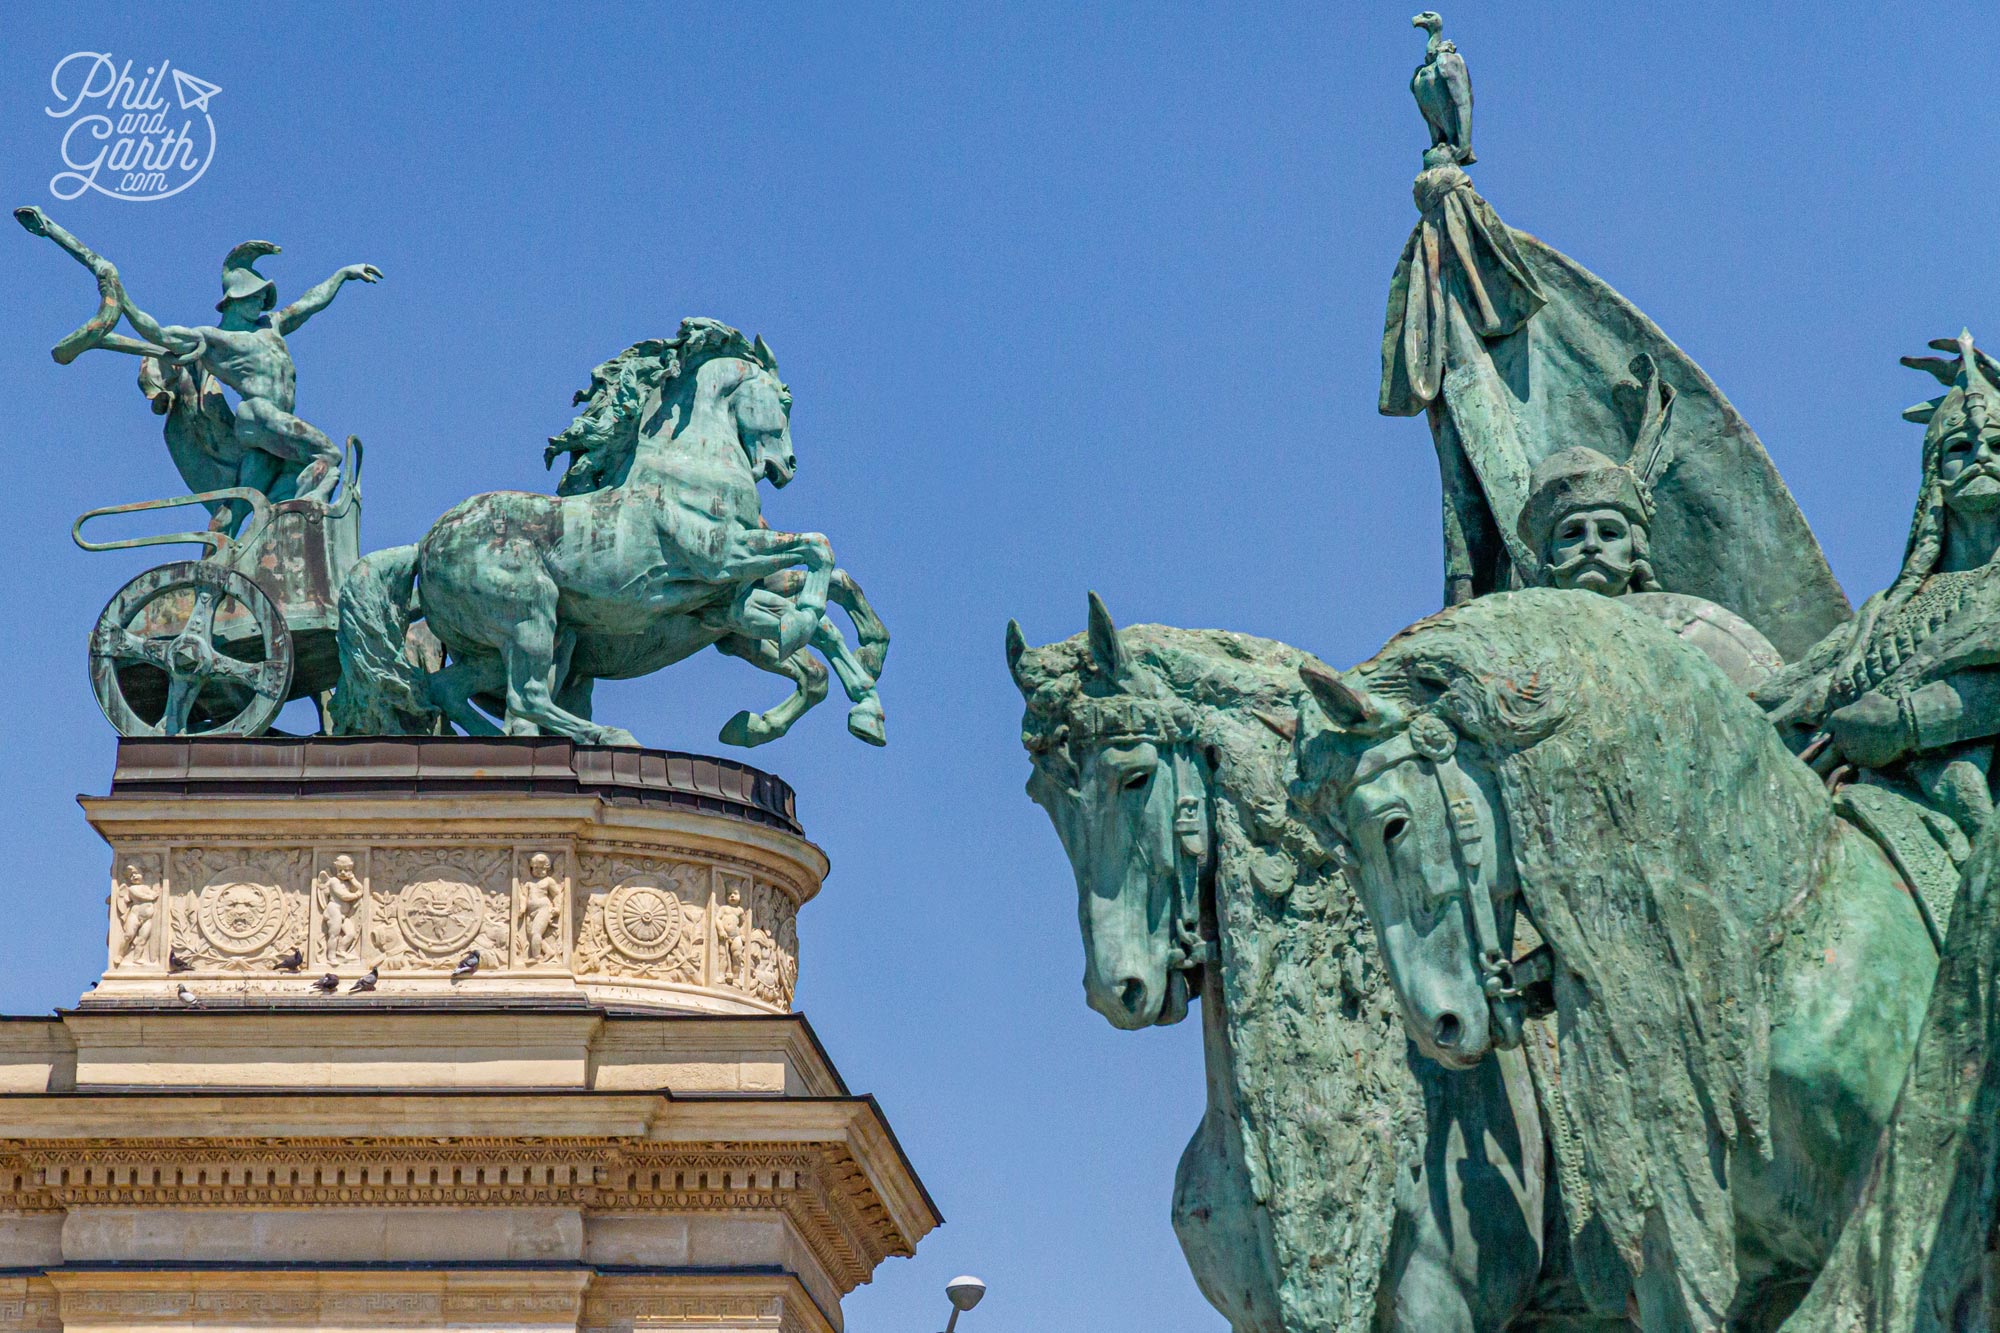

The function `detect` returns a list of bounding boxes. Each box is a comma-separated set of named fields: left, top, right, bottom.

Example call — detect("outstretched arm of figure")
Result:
left=108, top=296, right=204, bottom=364
left=1906, top=669, right=2000, bottom=751
left=1826, top=669, right=2000, bottom=768
left=277, top=264, right=382, bottom=334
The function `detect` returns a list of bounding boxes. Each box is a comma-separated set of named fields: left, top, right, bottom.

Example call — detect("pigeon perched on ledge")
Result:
left=348, top=966, right=378, bottom=993
left=451, top=951, right=480, bottom=981
left=272, top=947, right=304, bottom=972
left=311, top=973, right=340, bottom=993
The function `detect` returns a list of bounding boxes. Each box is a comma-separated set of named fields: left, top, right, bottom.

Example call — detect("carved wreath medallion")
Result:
left=604, top=880, right=686, bottom=962
left=394, top=875, right=486, bottom=955
left=194, top=870, right=289, bottom=956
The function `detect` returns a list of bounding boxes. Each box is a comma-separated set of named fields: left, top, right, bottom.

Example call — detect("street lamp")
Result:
left=941, top=1275, right=986, bottom=1332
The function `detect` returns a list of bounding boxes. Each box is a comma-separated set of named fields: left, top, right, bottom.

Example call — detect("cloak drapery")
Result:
left=1381, top=165, right=1851, bottom=662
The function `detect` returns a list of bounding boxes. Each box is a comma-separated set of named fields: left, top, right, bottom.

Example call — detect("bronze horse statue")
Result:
left=1292, top=591, right=1939, bottom=1330
left=1009, top=596, right=1555, bottom=1331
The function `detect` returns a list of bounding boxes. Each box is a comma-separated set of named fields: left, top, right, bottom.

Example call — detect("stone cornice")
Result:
left=0, top=1126, right=929, bottom=1295
left=0, top=1092, right=938, bottom=1292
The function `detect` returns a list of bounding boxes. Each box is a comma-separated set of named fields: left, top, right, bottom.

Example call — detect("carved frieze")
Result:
left=722, top=874, right=798, bottom=1009
left=167, top=847, right=309, bottom=972
left=105, top=853, right=163, bottom=972
left=97, top=828, right=810, bottom=1010
left=311, top=851, right=370, bottom=968
left=514, top=850, right=569, bottom=968
left=575, top=856, right=706, bottom=984
left=0, top=1138, right=903, bottom=1296
left=368, top=847, right=509, bottom=970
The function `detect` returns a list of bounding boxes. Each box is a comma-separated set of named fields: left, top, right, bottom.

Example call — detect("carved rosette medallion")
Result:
left=369, top=847, right=510, bottom=971
left=196, top=874, right=289, bottom=956
left=603, top=881, right=686, bottom=961
left=395, top=877, right=485, bottom=954
left=574, top=856, right=706, bottom=985
left=166, top=848, right=308, bottom=972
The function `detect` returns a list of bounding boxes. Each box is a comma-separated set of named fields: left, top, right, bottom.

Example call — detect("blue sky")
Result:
left=1, top=4, right=1997, bottom=1329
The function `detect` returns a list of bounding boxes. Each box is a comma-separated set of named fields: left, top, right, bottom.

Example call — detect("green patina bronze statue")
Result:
left=1292, top=592, right=1938, bottom=1329
left=1762, top=334, right=2000, bottom=831
left=16, top=206, right=377, bottom=532
left=331, top=318, right=888, bottom=748
left=22, top=208, right=885, bottom=748
left=1377, top=27, right=1849, bottom=659
left=1514, top=372, right=1783, bottom=692
left=1011, top=14, right=2000, bottom=1331
left=1007, top=598, right=1549, bottom=1331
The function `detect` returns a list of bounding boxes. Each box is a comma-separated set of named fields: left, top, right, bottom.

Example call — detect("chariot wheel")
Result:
left=87, top=561, right=293, bottom=737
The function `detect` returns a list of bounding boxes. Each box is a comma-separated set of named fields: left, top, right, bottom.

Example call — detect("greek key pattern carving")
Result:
left=369, top=846, right=510, bottom=970
left=167, top=847, right=309, bottom=972
left=0, top=1291, right=58, bottom=1332
left=582, top=1292, right=787, bottom=1330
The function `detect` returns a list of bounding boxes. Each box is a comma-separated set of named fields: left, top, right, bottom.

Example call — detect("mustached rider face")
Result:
left=1545, top=507, right=1637, bottom=596
left=1939, top=400, right=2000, bottom=515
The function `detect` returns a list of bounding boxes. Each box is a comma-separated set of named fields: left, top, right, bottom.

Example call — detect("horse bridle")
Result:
left=1350, top=713, right=1553, bottom=1048
left=1046, top=695, right=1217, bottom=993
left=1164, top=742, right=1216, bottom=982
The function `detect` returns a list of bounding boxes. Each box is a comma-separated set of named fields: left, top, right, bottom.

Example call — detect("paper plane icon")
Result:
left=172, top=69, right=221, bottom=113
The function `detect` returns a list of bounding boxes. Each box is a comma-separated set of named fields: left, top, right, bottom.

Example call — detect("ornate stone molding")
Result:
left=88, top=807, right=815, bottom=1013
left=0, top=1138, right=904, bottom=1293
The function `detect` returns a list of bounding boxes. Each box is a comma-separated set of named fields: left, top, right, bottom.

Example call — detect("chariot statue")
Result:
left=21, top=207, right=888, bottom=748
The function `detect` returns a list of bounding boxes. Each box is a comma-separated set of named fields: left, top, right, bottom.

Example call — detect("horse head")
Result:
left=1293, top=659, right=1529, bottom=1067
left=721, top=332, right=795, bottom=488
left=546, top=320, right=795, bottom=494
left=1290, top=604, right=1580, bottom=1069
left=1009, top=595, right=1214, bottom=1030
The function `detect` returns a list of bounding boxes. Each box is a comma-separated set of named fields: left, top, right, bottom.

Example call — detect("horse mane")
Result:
left=1016, top=623, right=1422, bottom=1325
left=1318, top=590, right=1835, bottom=1317
left=1020, top=628, right=1305, bottom=823
left=545, top=317, right=785, bottom=496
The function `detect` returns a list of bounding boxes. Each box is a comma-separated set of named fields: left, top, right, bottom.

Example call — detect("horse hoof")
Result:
left=719, top=711, right=776, bottom=748
left=847, top=701, right=887, bottom=747
left=596, top=726, right=640, bottom=748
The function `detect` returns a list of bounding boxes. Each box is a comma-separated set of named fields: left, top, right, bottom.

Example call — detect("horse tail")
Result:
left=329, top=544, right=439, bottom=735
left=829, top=568, right=889, bottom=679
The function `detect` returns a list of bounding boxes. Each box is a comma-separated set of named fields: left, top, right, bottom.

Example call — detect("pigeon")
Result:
left=168, top=949, right=193, bottom=973
left=311, top=973, right=340, bottom=993
left=450, top=951, right=480, bottom=981
left=348, top=966, right=378, bottom=993
left=272, top=947, right=304, bottom=972
left=176, top=983, right=199, bottom=1007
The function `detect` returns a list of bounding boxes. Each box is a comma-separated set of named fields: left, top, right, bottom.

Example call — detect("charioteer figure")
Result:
left=15, top=206, right=378, bottom=530
left=1762, top=332, right=2000, bottom=839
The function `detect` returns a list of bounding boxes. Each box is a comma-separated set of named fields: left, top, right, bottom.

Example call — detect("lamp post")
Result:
left=940, top=1275, right=986, bottom=1332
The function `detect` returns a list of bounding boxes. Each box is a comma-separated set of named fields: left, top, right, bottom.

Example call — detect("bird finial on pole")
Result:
left=1409, top=11, right=1476, bottom=168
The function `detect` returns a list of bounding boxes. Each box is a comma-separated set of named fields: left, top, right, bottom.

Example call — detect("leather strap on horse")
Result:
left=1167, top=744, right=1216, bottom=977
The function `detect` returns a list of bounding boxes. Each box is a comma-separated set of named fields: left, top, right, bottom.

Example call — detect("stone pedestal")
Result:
left=0, top=739, right=936, bottom=1331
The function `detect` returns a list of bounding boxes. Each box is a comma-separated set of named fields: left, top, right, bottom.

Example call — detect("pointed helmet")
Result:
left=216, top=240, right=281, bottom=313
left=1887, top=329, right=2000, bottom=593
